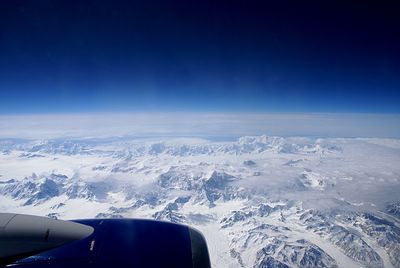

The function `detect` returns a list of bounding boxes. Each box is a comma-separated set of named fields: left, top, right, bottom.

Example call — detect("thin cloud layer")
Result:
left=0, top=113, right=399, bottom=139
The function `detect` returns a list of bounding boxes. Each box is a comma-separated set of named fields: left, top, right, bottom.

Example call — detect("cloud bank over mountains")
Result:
left=1, top=134, right=400, bottom=267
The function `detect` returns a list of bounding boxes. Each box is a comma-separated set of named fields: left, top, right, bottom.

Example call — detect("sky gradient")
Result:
left=0, top=1, right=399, bottom=113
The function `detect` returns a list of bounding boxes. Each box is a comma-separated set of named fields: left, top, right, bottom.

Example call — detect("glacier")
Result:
left=0, top=135, right=399, bottom=268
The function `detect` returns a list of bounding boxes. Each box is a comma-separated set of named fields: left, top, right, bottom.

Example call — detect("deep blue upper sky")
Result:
left=0, top=1, right=399, bottom=113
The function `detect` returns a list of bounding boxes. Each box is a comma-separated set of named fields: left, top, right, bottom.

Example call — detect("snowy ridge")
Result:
left=0, top=135, right=399, bottom=268
left=1, top=135, right=341, bottom=158
left=0, top=173, right=95, bottom=205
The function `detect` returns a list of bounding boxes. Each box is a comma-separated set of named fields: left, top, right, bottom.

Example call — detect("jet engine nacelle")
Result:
left=0, top=213, right=211, bottom=268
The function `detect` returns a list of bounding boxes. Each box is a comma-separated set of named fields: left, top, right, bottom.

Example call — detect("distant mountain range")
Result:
left=0, top=135, right=399, bottom=267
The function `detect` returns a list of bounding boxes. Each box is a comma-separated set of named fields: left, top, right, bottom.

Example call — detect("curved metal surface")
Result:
left=0, top=213, right=94, bottom=266
left=3, top=217, right=211, bottom=268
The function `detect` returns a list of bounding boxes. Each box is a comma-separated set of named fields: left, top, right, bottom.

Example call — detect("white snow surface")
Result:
left=1, top=135, right=400, bottom=268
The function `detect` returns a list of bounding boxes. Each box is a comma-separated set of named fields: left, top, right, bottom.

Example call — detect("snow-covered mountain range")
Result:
left=0, top=135, right=399, bottom=268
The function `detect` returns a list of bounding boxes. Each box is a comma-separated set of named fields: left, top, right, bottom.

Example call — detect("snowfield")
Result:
left=1, top=135, right=400, bottom=268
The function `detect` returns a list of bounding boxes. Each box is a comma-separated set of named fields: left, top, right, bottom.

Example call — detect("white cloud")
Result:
left=0, top=112, right=399, bottom=139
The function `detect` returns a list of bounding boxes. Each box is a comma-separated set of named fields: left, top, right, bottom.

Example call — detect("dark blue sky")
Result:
left=0, top=1, right=399, bottom=113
